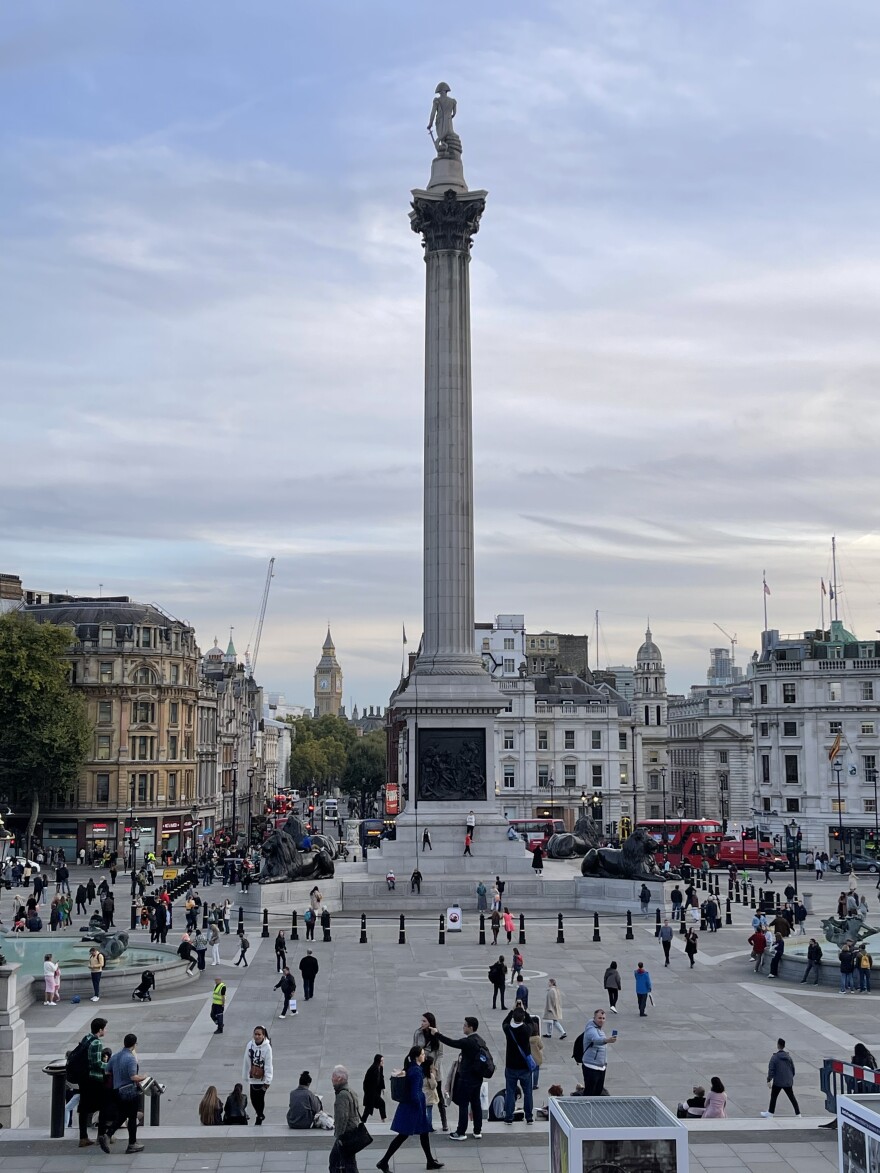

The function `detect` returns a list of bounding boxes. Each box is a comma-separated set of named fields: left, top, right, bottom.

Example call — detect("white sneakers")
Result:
left=90, top=996, right=100, bottom=1002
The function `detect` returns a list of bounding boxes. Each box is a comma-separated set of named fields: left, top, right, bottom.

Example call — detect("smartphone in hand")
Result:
left=611, top=1029, right=618, bottom=1038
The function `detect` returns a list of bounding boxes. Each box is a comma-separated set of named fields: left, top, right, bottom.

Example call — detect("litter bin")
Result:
left=43, top=1060, right=68, bottom=1139
left=802, top=892, right=814, bottom=914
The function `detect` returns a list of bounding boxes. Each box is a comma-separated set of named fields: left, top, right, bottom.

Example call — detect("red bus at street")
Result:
left=636, top=818, right=724, bottom=868
left=509, top=817, right=565, bottom=852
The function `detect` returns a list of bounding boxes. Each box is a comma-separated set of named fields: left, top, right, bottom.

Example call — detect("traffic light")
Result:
left=620, top=816, right=632, bottom=839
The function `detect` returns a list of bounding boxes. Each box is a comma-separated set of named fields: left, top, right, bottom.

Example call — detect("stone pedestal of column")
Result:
left=0, top=964, right=29, bottom=1127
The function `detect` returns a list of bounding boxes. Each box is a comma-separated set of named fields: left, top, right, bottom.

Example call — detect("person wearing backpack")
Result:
left=580, top=1008, right=618, bottom=1097
left=858, top=944, right=874, bottom=992
left=304, top=907, right=316, bottom=941
left=69, top=1016, right=108, bottom=1147
left=488, top=956, right=507, bottom=1010
left=234, top=933, right=250, bottom=967
left=433, top=1016, right=491, bottom=1141
left=501, top=1006, right=535, bottom=1124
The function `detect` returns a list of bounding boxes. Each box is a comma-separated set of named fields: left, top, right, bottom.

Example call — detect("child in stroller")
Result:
left=132, top=969, right=156, bottom=1002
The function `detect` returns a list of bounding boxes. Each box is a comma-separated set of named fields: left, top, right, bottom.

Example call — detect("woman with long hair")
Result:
left=242, top=1025, right=273, bottom=1125
left=224, top=1082, right=249, bottom=1125
left=702, top=1077, right=727, bottom=1118
left=361, top=1054, right=386, bottom=1123
left=198, top=1086, right=223, bottom=1125
left=376, top=1046, right=443, bottom=1172
left=412, top=1013, right=447, bottom=1131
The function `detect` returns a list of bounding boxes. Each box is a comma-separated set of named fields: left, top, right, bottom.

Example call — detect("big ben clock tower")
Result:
left=313, top=627, right=343, bottom=717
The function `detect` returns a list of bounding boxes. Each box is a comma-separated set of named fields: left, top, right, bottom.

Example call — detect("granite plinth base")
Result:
left=366, top=809, right=533, bottom=876
left=574, top=877, right=667, bottom=915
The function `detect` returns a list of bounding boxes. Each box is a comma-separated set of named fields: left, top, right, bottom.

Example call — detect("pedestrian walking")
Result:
left=413, top=1012, right=449, bottom=1132
left=603, top=961, right=621, bottom=1012
left=329, top=1065, right=363, bottom=1173
left=75, top=883, right=88, bottom=916
left=242, top=1026, right=273, bottom=1125
left=685, top=928, right=699, bottom=968
left=274, top=930, right=287, bottom=972
left=422, top=828, right=432, bottom=852
left=490, top=909, right=501, bottom=945
left=463, top=833, right=472, bottom=857
left=410, top=868, right=422, bottom=894
left=75, top=1016, right=108, bottom=1147
left=433, top=1015, right=490, bottom=1140
left=580, top=1008, right=617, bottom=1096
left=489, top=955, right=507, bottom=1009
left=375, top=1046, right=443, bottom=1171
left=801, top=939, right=823, bottom=984
left=234, top=933, right=250, bottom=967
left=361, top=1054, right=386, bottom=1123
left=705, top=896, right=718, bottom=932
left=274, top=967, right=297, bottom=1018
left=639, top=883, right=651, bottom=916
left=510, top=946, right=524, bottom=985
left=299, top=949, right=319, bottom=1000
left=532, top=845, right=543, bottom=876
left=761, top=1039, right=800, bottom=1117
left=634, top=962, right=652, bottom=1016
left=500, top=1007, right=534, bottom=1124
left=768, top=932, right=784, bottom=979
left=659, top=919, right=674, bottom=966
left=503, top=907, right=514, bottom=943
left=542, top=978, right=566, bottom=1038
left=98, top=1033, right=146, bottom=1153
left=210, top=976, right=226, bottom=1034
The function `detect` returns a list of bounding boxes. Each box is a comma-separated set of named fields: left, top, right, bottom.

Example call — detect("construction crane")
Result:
left=246, top=557, right=275, bottom=677
left=713, top=622, right=737, bottom=669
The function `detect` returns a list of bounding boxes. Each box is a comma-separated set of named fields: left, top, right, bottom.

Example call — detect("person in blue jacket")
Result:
left=376, top=1046, right=444, bottom=1172
left=634, top=962, right=652, bottom=1017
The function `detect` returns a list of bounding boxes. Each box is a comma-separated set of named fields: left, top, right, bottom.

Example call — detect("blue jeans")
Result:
left=840, top=972, right=854, bottom=992
left=504, top=1067, right=533, bottom=1123
left=860, top=969, right=871, bottom=992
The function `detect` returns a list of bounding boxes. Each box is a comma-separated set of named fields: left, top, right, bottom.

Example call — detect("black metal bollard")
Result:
left=750, top=884, right=757, bottom=910
left=775, top=890, right=781, bottom=909
left=237, top=906, right=245, bottom=933
left=742, top=882, right=750, bottom=906
left=359, top=913, right=368, bottom=944
left=725, top=898, right=733, bottom=926
left=734, top=881, right=740, bottom=903
left=654, top=908, right=661, bottom=938
left=291, top=909, right=299, bottom=941
left=699, top=907, right=707, bottom=932
left=518, top=913, right=526, bottom=945
left=479, top=913, right=486, bottom=946
left=261, top=908, right=270, bottom=939
left=398, top=914, right=406, bottom=944
left=626, top=910, right=635, bottom=941
left=202, top=903, right=209, bottom=930
left=592, top=912, right=601, bottom=942
left=679, top=912, right=687, bottom=934
left=149, top=1089, right=161, bottom=1126
left=45, top=1063, right=67, bottom=1138
left=557, top=913, right=565, bottom=944
left=439, top=914, right=446, bottom=945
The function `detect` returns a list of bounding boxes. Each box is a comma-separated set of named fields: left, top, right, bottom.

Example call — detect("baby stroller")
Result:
left=132, top=970, right=156, bottom=1002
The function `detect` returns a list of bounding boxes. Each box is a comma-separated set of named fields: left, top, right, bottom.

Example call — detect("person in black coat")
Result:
left=361, top=1054, right=386, bottom=1123
left=274, top=966, right=297, bottom=1018
left=531, top=846, right=543, bottom=875
left=376, top=1047, right=442, bottom=1172
left=298, top=949, right=319, bottom=1000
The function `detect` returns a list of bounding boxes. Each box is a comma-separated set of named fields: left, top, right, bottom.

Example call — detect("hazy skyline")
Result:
left=3, top=2, right=880, bottom=708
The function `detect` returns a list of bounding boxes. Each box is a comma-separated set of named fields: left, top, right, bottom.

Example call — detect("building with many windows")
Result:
left=667, top=687, right=752, bottom=829
left=476, top=614, right=526, bottom=679
left=750, top=621, right=880, bottom=855
left=21, top=595, right=206, bottom=859
left=525, top=631, right=590, bottom=679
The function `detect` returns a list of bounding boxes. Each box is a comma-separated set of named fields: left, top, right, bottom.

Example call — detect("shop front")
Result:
left=42, top=819, right=79, bottom=862
left=124, top=819, right=157, bottom=868
left=86, top=820, right=118, bottom=863
left=161, top=815, right=198, bottom=858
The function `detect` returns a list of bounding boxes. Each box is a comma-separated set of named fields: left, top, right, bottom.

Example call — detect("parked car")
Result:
left=831, top=854, right=880, bottom=873
left=8, top=856, right=42, bottom=871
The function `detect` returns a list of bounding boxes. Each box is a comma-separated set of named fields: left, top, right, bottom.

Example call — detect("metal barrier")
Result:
left=821, top=1058, right=880, bottom=1113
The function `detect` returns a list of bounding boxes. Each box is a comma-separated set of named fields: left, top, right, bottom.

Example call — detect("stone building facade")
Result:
left=667, top=687, right=753, bottom=829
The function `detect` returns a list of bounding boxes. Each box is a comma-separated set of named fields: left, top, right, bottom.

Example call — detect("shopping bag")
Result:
left=288, top=998, right=298, bottom=1014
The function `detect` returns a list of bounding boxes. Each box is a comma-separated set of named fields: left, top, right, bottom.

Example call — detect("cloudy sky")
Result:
left=3, top=1, right=880, bottom=706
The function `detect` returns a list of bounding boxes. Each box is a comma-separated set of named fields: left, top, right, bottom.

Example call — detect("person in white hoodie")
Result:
left=242, top=1025, right=273, bottom=1125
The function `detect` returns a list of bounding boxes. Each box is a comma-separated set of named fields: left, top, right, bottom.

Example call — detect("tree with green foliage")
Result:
left=340, top=731, right=387, bottom=818
left=0, top=612, right=91, bottom=846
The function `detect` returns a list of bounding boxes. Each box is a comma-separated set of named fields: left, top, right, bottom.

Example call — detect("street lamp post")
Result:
left=231, top=768, right=239, bottom=847
left=127, top=810, right=142, bottom=897
left=870, top=769, right=879, bottom=857
left=788, top=818, right=799, bottom=896
left=580, top=790, right=588, bottom=825
left=0, top=810, right=14, bottom=875
left=833, top=760, right=844, bottom=867
left=660, top=767, right=668, bottom=856
left=246, top=767, right=256, bottom=848
left=190, top=803, right=200, bottom=858
left=549, top=774, right=555, bottom=821
left=590, top=792, right=602, bottom=840
left=677, top=803, right=684, bottom=866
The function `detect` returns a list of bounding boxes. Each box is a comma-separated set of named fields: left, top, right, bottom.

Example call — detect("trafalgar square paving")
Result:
left=0, top=859, right=872, bottom=1172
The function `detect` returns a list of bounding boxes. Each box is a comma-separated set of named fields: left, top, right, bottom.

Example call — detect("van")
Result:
left=322, top=798, right=339, bottom=817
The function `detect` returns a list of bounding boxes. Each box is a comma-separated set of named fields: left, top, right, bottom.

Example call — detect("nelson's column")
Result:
left=376, top=84, right=529, bottom=875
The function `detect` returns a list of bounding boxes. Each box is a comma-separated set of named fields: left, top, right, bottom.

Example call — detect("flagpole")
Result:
left=762, top=570, right=769, bottom=632
left=820, top=580, right=826, bottom=634
left=831, top=535, right=840, bottom=623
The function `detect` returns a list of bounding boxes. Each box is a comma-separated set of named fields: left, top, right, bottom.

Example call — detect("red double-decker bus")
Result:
left=636, top=818, right=724, bottom=868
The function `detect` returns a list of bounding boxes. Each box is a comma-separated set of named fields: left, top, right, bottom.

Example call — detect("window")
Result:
left=864, top=755, right=877, bottom=776
left=96, top=773, right=110, bottom=803
left=481, top=638, right=490, bottom=651
left=783, top=682, right=797, bottom=704
left=504, top=700, right=513, bottom=713
left=761, top=755, right=770, bottom=784
left=133, top=700, right=154, bottom=724
left=762, top=797, right=771, bottom=812
left=591, top=764, right=603, bottom=787
left=136, top=773, right=149, bottom=803
left=170, top=665, right=180, bottom=685
left=97, top=701, right=112, bottom=724
left=644, top=706, right=650, bottom=726
left=185, top=704, right=193, bottom=727
left=100, top=628, right=113, bottom=647
left=167, top=772, right=177, bottom=802
left=132, top=736, right=153, bottom=761
left=564, top=730, right=575, bottom=750
left=784, top=755, right=799, bottom=784
left=718, top=750, right=729, bottom=764
left=785, top=798, right=800, bottom=813
left=537, top=765, right=549, bottom=790
left=503, top=659, right=515, bottom=674
left=759, top=684, right=768, bottom=705
left=99, top=662, right=113, bottom=683
left=538, top=730, right=548, bottom=751
left=832, top=798, right=846, bottom=814
left=619, top=732, right=628, bottom=750
left=861, top=682, right=875, bottom=701
left=503, top=765, right=515, bottom=790
left=503, top=638, right=514, bottom=651
left=863, top=723, right=876, bottom=735
left=96, top=734, right=111, bottom=760
left=169, top=735, right=178, bottom=761
left=782, top=723, right=797, bottom=738
left=649, top=805, right=660, bottom=819
left=139, top=627, right=152, bottom=648
left=656, top=705, right=662, bottom=726
left=648, top=773, right=659, bottom=791
left=503, top=730, right=514, bottom=750
left=759, top=722, right=769, bottom=737
left=829, top=682, right=842, bottom=702
left=170, top=702, right=179, bottom=726
left=829, top=721, right=842, bottom=735
left=866, top=799, right=877, bottom=814
left=135, top=667, right=152, bottom=685
left=564, top=763, right=577, bottom=787
left=591, top=731, right=601, bottom=750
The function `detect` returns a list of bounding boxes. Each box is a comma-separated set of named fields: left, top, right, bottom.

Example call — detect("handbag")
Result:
left=511, top=1030, right=538, bottom=1073
left=340, top=1122, right=373, bottom=1154
left=248, top=1045, right=265, bottom=1081
left=389, top=1072, right=409, bottom=1103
